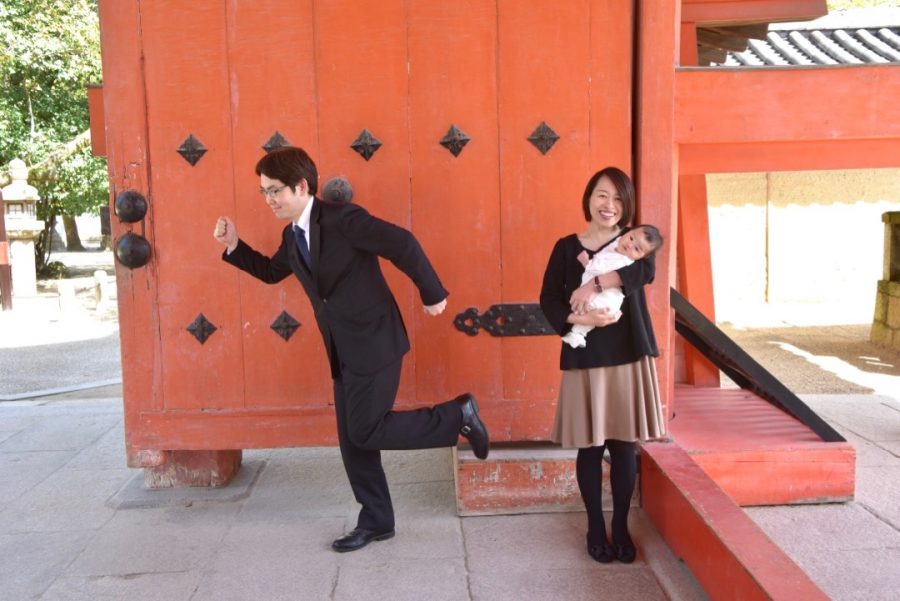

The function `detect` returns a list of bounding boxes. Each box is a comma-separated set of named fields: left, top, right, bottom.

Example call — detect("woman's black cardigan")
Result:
left=539, top=233, right=659, bottom=371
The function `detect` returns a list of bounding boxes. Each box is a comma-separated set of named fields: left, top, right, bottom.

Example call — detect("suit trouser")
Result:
left=333, top=356, right=463, bottom=530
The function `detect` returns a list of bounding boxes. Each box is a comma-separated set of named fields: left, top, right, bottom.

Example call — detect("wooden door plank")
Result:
left=407, top=1, right=504, bottom=413
left=138, top=1, right=244, bottom=416
left=226, top=0, right=330, bottom=411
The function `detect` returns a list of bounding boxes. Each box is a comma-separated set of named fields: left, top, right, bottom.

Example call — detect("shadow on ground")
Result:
left=720, top=323, right=900, bottom=395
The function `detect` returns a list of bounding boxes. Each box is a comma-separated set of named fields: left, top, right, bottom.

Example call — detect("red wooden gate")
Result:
left=97, top=0, right=634, bottom=465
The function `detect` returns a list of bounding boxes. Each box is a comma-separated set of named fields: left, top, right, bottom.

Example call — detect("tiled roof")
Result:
left=718, top=27, right=900, bottom=66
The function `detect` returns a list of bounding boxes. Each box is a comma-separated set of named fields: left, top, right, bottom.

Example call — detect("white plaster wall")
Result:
left=706, top=169, right=900, bottom=324
left=706, top=172, right=767, bottom=321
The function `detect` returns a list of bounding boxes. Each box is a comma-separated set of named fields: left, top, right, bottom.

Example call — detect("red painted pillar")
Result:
left=635, top=0, right=680, bottom=419
left=675, top=19, right=719, bottom=387
left=677, top=174, right=720, bottom=386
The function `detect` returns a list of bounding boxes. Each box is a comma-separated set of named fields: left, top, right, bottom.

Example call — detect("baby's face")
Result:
left=616, top=228, right=653, bottom=261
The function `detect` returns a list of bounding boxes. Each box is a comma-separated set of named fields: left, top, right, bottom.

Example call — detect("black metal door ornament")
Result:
left=114, top=190, right=148, bottom=223
left=454, top=303, right=553, bottom=337
left=115, top=231, right=152, bottom=269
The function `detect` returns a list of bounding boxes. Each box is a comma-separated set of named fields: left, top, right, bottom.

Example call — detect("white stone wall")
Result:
left=706, top=169, right=900, bottom=324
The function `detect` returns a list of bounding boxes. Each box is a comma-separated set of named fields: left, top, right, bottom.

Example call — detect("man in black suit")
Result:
left=213, top=146, right=488, bottom=552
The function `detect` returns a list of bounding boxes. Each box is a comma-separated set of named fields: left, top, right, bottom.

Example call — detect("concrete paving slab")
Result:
left=389, top=480, right=458, bottom=516
left=193, top=562, right=338, bottom=601
left=832, top=426, right=900, bottom=467
left=463, top=512, right=606, bottom=573
left=0, top=397, right=123, bottom=417
left=191, top=519, right=344, bottom=601
left=38, top=571, right=202, bottom=601
left=0, top=467, right=129, bottom=533
left=65, top=503, right=240, bottom=577
left=855, top=465, right=900, bottom=530
left=469, top=565, right=669, bottom=601
left=747, top=503, right=900, bottom=601
left=382, top=447, right=454, bottom=484
left=334, top=560, right=469, bottom=601
left=0, top=450, right=73, bottom=503
left=879, top=440, right=900, bottom=457
left=746, top=503, right=899, bottom=553
left=337, top=515, right=465, bottom=565
left=213, top=518, right=348, bottom=559
left=235, top=453, right=357, bottom=523
left=803, top=394, right=900, bottom=442
left=794, top=547, right=900, bottom=601
left=0, top=530, right=96, bottom=601
left=0, top=412, right=119, bottom=452
left=64, top=422, right=127, bottom=470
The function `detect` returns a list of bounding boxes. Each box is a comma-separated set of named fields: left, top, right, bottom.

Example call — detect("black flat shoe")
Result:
left=587, top=541, right=615, bottom=563
left=614, top=540, right=636, bottom=564
left=456, top=393, right=489, bottom=459
left=331, top=527, right=395, bottom=553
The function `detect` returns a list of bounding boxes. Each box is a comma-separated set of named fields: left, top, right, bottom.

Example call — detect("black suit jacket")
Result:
left=224, top=198, right=448, bottom=377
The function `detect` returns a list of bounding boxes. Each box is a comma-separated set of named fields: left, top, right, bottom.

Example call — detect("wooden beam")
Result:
left=708, top=23, right=769, bottom=39
left=698, top=46, right=728, bottom=65
left=697, top=27, right=749, bottom=51
left=680, top=138, right=900, bottom=174
left=87, top=85, right=106, bottom=157
left=676, top=66, right=900, bottom=145
left=642, top=442, right=831, bottom=601
left=682, top=0, right=826, bottom=26
left=681, top=22, right=699, bottom=66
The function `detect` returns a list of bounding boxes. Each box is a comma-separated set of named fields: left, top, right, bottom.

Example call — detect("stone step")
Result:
left=454, top=443, right=640, bottom=516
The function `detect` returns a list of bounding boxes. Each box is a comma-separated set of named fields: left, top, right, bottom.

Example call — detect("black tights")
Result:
left=575, top=440, right=637, bottom=546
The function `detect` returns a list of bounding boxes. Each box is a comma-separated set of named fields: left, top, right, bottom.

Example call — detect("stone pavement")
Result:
left=0, top=392, right=707, bottom=601
left=1, top=251, right=899, bottom=600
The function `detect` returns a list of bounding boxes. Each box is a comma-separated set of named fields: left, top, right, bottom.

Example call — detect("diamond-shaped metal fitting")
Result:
left=439, top=125, right=470, bottom=157
left=176, top=134, right=207, bottom=166
left=263, top=131, right=291, bottom=153
left=186, top=313, right=217, bottom=344
left=527, top=121, right=560, bottom=155
left=350, top=129, right=382, bottom=161
left=270, top=310, right=301, bottom=341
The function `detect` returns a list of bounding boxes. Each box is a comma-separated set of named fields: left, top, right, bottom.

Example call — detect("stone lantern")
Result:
left=1, top=159, right=44, bottom=297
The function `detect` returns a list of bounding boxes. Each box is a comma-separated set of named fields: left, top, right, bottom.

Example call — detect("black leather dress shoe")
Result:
left=456, top=393, right=489, bottom=459
left=331, top=528, right=395, bottom=553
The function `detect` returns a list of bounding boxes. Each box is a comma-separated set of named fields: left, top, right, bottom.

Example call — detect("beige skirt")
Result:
left=551, top=356, right=666, bottom=448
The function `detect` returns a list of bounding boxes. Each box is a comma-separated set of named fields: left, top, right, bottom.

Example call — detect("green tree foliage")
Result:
left=0, top=0, right=107, bottom=263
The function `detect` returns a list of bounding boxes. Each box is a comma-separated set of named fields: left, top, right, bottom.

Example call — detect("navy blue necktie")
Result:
left=293, top=225, right=310, bottom=267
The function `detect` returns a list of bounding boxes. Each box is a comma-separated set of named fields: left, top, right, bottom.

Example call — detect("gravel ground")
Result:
left=720, top=323, right=900, bottom=395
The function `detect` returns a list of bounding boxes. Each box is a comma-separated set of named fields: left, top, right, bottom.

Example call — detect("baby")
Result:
left=562, top=224, right=663, bottom=348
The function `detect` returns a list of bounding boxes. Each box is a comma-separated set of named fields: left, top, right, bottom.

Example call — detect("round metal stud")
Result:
left=115, top=232, right=152, bottom=269
left=114, top=190, right=148, bottom=223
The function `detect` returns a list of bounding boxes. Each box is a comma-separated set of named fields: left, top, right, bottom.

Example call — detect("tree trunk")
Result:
left=62, top=215, right=85, bottom=251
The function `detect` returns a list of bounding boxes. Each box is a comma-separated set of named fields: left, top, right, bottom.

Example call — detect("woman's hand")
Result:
left=568, top=307, right=620, bottom=327
left=569, top=280, right=596, bottom=315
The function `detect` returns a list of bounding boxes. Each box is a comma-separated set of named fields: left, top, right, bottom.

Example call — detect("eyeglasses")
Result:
left=259, top=185, right=287, bottom=199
